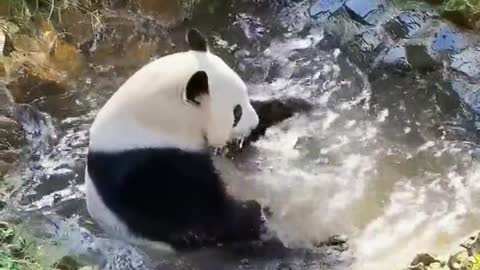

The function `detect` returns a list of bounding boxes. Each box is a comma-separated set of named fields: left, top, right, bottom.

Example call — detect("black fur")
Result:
left=87, top=148, right=266, bottom=250
left=186, top=71, right=209, bottom=105
left=187, top=29, right=208, bottom=52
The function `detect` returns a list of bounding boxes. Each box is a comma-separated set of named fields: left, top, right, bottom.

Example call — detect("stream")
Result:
left=2, top=0, right=480, bottom=269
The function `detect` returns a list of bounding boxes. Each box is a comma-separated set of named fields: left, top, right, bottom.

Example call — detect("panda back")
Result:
left=87, top=147, right=230, bottom=243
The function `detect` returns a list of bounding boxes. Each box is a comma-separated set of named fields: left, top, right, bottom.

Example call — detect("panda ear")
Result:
left=186, top=29, right=208, bottom=52
left=185, top=71, right=209, bottom=105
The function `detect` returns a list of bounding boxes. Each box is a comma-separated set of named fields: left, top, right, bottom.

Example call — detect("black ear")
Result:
left=186, top=71, right=209, bottom=105
left=186, top=29, right=208, bottom=52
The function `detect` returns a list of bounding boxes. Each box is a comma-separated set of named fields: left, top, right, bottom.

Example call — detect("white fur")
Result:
left=89, top=50, right=259, bottom=152
left=86, top=45, right=259, bottom=250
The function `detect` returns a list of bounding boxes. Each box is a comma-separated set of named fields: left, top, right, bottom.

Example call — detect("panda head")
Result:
left=89, top=29, right=259, bottom=152
left=181, top=29, right=259, bottom=148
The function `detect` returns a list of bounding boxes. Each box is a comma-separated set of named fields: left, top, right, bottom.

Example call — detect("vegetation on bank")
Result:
left=0, top=0, right=102, bottom=88
left=4, top=0, right=103, bottom=27
left=0, top=220, right=87, bottom=270
left=436, top=0, right=480, bottom=29
left=0, top=221, right=44, bottom=270
left=396, top=0, right=480, bottom=29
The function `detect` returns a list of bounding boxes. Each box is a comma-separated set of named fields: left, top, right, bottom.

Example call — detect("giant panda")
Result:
left=84, top=29, right=269, bottom=252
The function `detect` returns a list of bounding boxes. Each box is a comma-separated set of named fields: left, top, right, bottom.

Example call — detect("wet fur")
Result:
left=87, top=148, right=266, bottom=250
left=86, top=29, right=264, bottom=251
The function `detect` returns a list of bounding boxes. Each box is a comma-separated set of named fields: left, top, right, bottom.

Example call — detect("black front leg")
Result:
left=218, top=199, right=267, bottom=244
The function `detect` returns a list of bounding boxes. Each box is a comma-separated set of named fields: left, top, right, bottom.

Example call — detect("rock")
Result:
left=408, top=232, right=480, bottom=270
left=450, top=79, right=480, bottom=114
left=0, top=160, right=11, bottom=177
left=321, top=12, right=362, bottom=49
left=54, top=198, right=89, bottom=219
left=314, top=235, right=348, bottom=246
left=0, top=149, right=20, bottom=164
left=384, top=11, right=430, bottom=40
left=78, top=26, right=114, bottom=55
left=344, top=0, right=386, bottom=25
left=7, top=74, right=66, bottom=104
left=447, top=250, right=470, bottom=270
left=0, top=84, right=14, bottom=116
left=310, top=0, right=347, bottom=17
left=1, top=31, right=15, bottom=57
left=431, top=27, right=467, bottom=53
left=344, top=28, right=384, bottom=69
left=26, top=169, right=76, bottom=203
left=0, top=115, right=23, bottom=177
left=326, top=234, right=348, bottom=246
left=54, top=256, right=84, bottom=270
left=137, top=0, right=184, bottom=22
left=13, top=104, right=57, bottom=155
left=405, top=44, right=442, bottom=71
left=0, top=115, right=23, bottom=151
left=410, top=253, right=441, bottom=268
left=460, top=232, right=480, bottom=256
left=451, top=45, right=480, bottom=80
left=374, top=45, right=410, bottom=73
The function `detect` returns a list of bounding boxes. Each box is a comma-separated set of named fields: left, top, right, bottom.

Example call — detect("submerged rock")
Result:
left=450, top=79, right=480, bottom=114
left=54, top=256, right=84, bottom=270
left=310, top=0, right=346, bottom=17
left=344, top=28, right=384, bottom=69
left=447, top=250, right=471, bottom=270
left=405, top=44, right=442, bottom=71
left=410, top=253, right=441, bottom=269
left=0, top=84, right=23, bottom=177
left=0, top=116, right=23, bottom=176
left=374, top=45, right=410, bottom=73
left=460, top=232, right=480, bottom=256
left=344, top=0, right=386, bottom=25
left=431, top=27, right=468, bottom=53
left=451, top=45, right=480, bottom=80
left=384, top=11, right=430, bottom=40
left=7, top=74, right=66, bottom=104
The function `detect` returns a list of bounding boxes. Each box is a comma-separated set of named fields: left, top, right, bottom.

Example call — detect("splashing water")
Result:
left=5, top=1, right=480, bottom=270
left=220, top=27, right=480, bottom=269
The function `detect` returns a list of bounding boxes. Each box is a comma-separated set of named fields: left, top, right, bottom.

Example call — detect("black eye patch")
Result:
left=233, top=104, right=242, bottom=127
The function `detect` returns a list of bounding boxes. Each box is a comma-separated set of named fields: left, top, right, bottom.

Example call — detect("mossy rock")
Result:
left=53, top=256, right=84, bottom=270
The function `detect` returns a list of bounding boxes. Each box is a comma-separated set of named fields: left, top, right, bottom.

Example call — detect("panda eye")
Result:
left=233, top=104, right=242, bottom=127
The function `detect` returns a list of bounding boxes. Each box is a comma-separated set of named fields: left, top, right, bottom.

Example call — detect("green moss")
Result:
left=440, top=0, right=480, bottom=29
left=394, top=0, right=480, bottom=29
left=472, top=255, right=480, bottom=270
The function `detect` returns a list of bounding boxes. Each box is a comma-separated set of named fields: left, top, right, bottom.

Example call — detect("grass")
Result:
left=0, top=221, right=44, bottom=270
left=4, top=0, right=103, bottom=33
left=0, top=220, right=85, bottom=270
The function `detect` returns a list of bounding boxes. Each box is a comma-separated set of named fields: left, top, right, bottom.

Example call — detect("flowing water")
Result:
left=3, top=1, right=480, bottom=269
